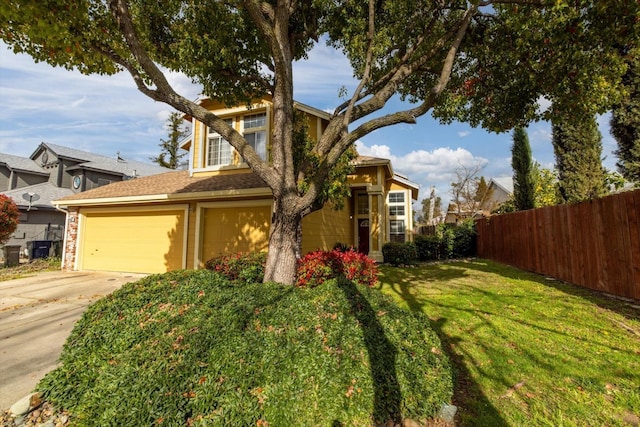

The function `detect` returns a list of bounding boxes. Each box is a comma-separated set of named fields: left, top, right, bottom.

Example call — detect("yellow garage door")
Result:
left=80, top=209, right=186, bottom=273
left=201, top=205, right=271, bottom=261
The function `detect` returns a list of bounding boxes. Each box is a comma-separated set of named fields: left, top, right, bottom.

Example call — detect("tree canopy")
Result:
left=0, top=194, right=20, bottom=245
left=611, top=50, right=640, bottom=185
left=2, top=0, right=637, bottom=284
left=552, top=114, right=607, bottom=203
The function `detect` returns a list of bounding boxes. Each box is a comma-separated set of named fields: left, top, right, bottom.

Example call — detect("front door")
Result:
left=358, top=219, right=370, bottom=254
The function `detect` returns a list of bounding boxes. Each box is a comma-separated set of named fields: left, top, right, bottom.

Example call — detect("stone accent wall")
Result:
left=62, top=207, right=79, bottom=271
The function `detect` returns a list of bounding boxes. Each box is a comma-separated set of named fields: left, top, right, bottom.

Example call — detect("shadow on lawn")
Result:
left=465, top=259, right=640, bottom=324
left=338, top=280, right=402, bottom=425
left=377, top=265, right=508, bottom=427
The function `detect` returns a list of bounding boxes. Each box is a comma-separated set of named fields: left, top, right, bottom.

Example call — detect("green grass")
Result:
left=38, top=270, right=452, bottom=426
left=377, top=259, right=640, bottom=427
left=0, top=257, right=61, bottom=281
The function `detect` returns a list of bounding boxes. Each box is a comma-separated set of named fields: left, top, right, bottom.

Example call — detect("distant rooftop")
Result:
left=491, top=176, right=514, bottom=194
left=0, top=153, right=48, bottom=175
left=3, top=182, right=73, bottom=210
left=36, top=142, right=165, bottom=177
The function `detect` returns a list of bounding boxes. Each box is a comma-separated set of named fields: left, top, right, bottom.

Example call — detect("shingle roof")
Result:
left=54, top=170, right=269, bottom=203
left=2, top=182, right=74, bottom=210
left=39, top=142, right=166, bottom=177
left=53, top=157, right=403, bottom=205
left=491, top=176, right=514, bottom=194
left=0, top=153, right=48, bottom=175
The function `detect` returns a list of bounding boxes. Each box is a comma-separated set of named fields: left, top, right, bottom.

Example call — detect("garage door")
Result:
left=80, top=208, right=186, bottom=273
left=201, top=205, right=271, bottom=262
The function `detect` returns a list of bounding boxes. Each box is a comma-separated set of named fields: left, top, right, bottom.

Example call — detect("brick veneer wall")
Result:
left=62, top=207, right=79, bottom=271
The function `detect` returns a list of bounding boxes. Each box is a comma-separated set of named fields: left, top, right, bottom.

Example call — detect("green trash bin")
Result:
left=2, top=245, right=21, bottom=267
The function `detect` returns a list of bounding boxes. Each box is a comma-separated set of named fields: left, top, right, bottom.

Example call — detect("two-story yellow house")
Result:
left=53, top=97, right=418, bottom=274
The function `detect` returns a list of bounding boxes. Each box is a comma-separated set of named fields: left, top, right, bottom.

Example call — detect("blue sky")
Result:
left=0, top=41, right=619, bottom=208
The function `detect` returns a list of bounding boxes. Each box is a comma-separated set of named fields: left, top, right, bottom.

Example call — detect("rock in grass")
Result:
left=9, top=392, right=42, bottom=416
left=439, top=403, right=457, bottom=423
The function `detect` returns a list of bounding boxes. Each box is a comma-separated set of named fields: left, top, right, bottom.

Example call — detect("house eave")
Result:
left=52, top=186, right=273, bottom=208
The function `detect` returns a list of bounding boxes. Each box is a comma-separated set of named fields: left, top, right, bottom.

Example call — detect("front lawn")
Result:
left=378, top=260, right=640, bottom=426
left=0, top=257, right=61, bottom=281
left=38, top=270, right=452, bottom=426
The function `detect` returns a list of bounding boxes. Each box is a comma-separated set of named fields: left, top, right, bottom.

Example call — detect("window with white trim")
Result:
left=242, top=113, right=267, bottom=160
left=206, top=118, right=234, bottom=167
left=388, top=191, right=406, bottom=242
left=389, top=220, right=406, bottom=243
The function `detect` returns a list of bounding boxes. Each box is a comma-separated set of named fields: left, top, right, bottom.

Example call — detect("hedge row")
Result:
left=383, top=219, right=477, bottom=265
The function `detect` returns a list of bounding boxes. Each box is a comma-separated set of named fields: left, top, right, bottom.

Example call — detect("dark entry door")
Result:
left=358, top=219, right=370, bottom=254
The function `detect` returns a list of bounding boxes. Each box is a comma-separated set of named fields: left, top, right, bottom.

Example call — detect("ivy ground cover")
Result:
left=38, top=270, right=452, bottom=426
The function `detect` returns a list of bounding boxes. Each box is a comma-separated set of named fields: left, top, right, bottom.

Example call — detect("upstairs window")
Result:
left=207, top=118, right=233, bottom=167
left=242, top=113, right=267, bottom=161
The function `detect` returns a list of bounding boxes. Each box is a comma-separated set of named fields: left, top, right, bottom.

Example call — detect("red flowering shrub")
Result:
left=204, top=252, right=266, bottom=284
left=0, top=194, right=20, bottom=244
left=296, top=249, right=378, bottom=288
left=337, top=249, right=378, bottom=287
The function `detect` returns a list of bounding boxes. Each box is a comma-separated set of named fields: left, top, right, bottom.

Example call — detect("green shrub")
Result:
left=414, top=220, right=477, bottom=261
left=414, top=235, right=443, bottom=261
left=451, top=219, right=477, bottom=258
left=296, top=249, right=378, bottom=288
left=38, top=270, right=452, bottom=426
left=382, top=242, right=418, bottom=266
left=204, top=252, right=266, bottom=284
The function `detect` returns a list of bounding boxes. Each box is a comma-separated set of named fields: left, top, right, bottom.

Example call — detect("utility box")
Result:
left=2, top=245, right=21, bottom=267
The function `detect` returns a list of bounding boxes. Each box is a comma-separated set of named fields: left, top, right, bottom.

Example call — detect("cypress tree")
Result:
left=552, top=115, right=607, bottom=203
left=151, top=112, right=188, bottom=169
left=610, top=53, right=640, bottom=185
left=511, top=127, right=535, bottom=210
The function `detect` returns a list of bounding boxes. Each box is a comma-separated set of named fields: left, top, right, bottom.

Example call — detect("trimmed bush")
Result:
left=296, top=249, right=378, bottom=288
left=451, top=219, right=477, bottom=258
left=204, top=252, right=266, bottom=284
left=414, top=235, right=442, bottom=261
left=37, top=270, right=453, bottom=426
left=382, top=242, right=418, bottom=266
left=414, top=220, right=477, bottom=261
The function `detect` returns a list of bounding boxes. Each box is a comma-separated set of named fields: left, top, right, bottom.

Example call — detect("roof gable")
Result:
left=34, top=142, right=166, bottom=177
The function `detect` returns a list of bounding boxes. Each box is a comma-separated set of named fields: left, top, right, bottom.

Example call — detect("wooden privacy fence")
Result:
left=476, top=189, right=640, bottom=301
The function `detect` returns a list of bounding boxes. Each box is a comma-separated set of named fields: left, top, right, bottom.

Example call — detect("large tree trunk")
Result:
left=263, top=200, right=303, bottom=284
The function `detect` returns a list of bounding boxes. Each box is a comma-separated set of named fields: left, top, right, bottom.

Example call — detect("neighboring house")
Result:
left=53, top=97, right=419, bottom=274
left=1, top=143, right=165, bottom=257
left=443, top=176, right=514, bottom=224
left=480, top=177, right=513, bottom=213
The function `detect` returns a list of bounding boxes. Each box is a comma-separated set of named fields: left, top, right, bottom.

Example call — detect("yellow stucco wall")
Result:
left=349, top=166, right=379, bottom=185
left=79, top=207, right=186, bottom=274
left=301, top=198, right=353, bottom=253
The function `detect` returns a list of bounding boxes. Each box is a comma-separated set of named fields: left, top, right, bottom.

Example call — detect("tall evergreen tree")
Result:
left=151, top=112, right=188, bottom=169
left=552, top=116, right=607, bottom=203
left=610, top=51, right=640, bottom=185
left=511, top=127, right=535, bottom=210
left=475, top=176, right=491, bottom=204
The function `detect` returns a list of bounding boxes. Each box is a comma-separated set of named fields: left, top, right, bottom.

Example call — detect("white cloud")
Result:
left=458, top=131, right=471, bottom=137
left=537, top=96, right=552, bottom=115
left=356, top=141, right=489, bottom=204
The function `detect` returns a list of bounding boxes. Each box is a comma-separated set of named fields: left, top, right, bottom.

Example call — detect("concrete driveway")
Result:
left=0, top=270, right=147, bottom=409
